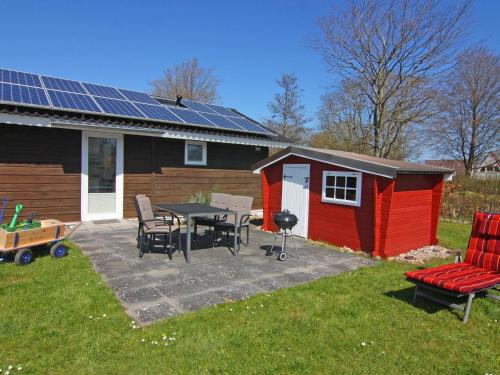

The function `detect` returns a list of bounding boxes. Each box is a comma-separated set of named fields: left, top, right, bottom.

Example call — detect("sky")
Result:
left=1, top=0, right=499, bottom=158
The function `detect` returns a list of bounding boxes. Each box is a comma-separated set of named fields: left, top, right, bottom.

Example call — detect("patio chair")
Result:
left=406, top=211, right=500, bottom=323
left=134, top=194, right=174, bottom=246
left=134, top=194, right=182, bottom=260
left=193, top=193, right=232, bottom=239
left=214, top=195, right=253, bottom=252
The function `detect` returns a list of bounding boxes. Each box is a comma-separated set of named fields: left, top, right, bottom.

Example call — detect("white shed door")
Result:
left=281, top=164, right=310, bottom=238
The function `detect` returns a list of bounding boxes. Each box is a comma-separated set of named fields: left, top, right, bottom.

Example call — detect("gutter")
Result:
left=0, top=113, right=290, bottom=148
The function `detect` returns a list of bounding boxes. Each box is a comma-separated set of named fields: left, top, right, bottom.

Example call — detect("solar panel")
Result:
left=93, top=97, right=144, bottom=118
left=48, top=90, right=102, bottom=112
left=119, top=89, right=159, bottom=105
left=204, top=104, right=239, bottom=117
left=0, top=68, right=276, bottom=137
left=0, top=69, right=43, bottom=87
left=42, top=76, right=86, bottom=94
left=134, top=103, right=182, bottom=122
left=181, top=99, right=217, bottom=114
left=169, top=108, right=217, bottom=127
left=0, top=82, right=49, bottom=106
left=82, top=83, right=125, bottom=100
left=226, top=116, right=272, bottom=134
left=202, top=113, right=246, bottom=131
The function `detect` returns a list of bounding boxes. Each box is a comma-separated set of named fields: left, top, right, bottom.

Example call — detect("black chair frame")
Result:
left=213, top=214, right=251, bottom=252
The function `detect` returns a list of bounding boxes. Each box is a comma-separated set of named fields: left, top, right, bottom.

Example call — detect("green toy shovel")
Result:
left=9, top=204, right=23, bottom=230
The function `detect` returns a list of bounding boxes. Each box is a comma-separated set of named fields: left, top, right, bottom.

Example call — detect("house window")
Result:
left=184, top=141, right=207, bottom=166
left=322, top=171, right=362, bottom=207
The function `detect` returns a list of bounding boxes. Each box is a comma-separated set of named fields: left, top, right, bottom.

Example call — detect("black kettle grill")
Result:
left=267, top=210, right=300, bottom=261
left=273, top=209, right=298, bottom=231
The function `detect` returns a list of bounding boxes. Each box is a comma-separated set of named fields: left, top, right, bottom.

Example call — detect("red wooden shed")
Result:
left=252, top=146, right=455, bottom=258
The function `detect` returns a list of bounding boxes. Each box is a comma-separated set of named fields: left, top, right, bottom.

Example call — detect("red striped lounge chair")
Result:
left=406, top=211, right=500, bottom=323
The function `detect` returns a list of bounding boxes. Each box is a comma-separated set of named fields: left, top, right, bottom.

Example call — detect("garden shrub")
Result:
left=441, top=176, right=499, bottom=222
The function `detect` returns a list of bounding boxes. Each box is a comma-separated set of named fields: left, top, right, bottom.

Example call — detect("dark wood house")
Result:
left=0, top=68, right=288, bottom=222
left=253, top=146, right=454, bottom=257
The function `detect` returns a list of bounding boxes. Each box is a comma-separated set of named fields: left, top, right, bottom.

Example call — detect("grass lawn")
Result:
left=0, top=222, right=498, bottom=374
left=437, top=221, right=472, bottom=251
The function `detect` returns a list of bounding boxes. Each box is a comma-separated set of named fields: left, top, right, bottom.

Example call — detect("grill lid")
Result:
left=274, top=209, right=298, bottom=230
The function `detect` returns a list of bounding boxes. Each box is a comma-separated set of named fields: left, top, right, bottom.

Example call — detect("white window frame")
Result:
left=321, top=171, right=362, bottom=207
left=184, top=140, right=207, bottom=166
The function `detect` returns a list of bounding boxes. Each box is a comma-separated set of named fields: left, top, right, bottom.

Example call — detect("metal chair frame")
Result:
left=214, top=213, right=251, bottom=253
left=134, top=195, right=182, bottom=260
left=408, top=280, right=499, bottom=324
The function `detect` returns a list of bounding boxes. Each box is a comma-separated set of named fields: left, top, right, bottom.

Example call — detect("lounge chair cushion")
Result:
left=406, top=262, right=500, bottom=294
left=474, top=213, right=500, bottom=236
left=467, top=212, right=500, bottom=272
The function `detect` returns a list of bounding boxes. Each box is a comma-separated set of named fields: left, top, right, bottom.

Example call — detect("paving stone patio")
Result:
left=69, top=219, right=374, bottom=324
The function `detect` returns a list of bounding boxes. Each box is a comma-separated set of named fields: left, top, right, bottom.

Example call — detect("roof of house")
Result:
left=0, top=108, right=290, bottom=148
left=425, top=159, right=466, bottom=175
left=478, top=149, right=500, bottom=167
left=0, top=68, right=289, bottom=147
left=252, top=146, right=455, bottom=179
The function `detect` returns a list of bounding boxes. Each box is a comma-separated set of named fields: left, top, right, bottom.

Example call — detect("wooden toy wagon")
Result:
left=0, top=199, right=68, bottom=265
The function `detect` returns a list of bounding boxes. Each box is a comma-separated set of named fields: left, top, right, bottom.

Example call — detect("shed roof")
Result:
left=252, top=146, right=455, bottom=179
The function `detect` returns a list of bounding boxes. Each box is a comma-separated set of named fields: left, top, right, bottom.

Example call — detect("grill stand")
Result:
left=267, top=229, right=300, bottom=261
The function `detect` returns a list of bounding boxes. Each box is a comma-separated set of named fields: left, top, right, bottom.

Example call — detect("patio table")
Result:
left=154, top=202, right=239, bottom=263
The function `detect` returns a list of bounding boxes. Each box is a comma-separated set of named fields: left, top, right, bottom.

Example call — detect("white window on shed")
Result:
left=321, top=171, right=362, bottom=207
left=184, top=140, right=207, bottom=166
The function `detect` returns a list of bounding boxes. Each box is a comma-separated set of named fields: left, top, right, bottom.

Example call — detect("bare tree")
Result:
left=316, top=0, right=471, bottom=158
left=311, top=80, right=372, bottom=154
left=434, top=46, right=500, bottom=176
left=265, top=73, right=310, bottom=144
left=151, top=58, right=220, bottom=103
left=311, top=79, right=422, bottom=159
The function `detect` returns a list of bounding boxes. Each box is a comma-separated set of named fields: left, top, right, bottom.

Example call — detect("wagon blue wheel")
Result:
left=50, top=243, right=68, bottom=258
left=15, top=248, right=33, bottom=266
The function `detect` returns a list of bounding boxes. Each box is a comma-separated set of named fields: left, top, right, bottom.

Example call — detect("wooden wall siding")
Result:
left=372, top=176, right=394, bottom=258
left=305, top=157, right=375, bottom=252
left=380, top=174, right=443, bottom=257
left=123, top=135, right=265, bottom=218
left=430, top=178, right=444, bottom=245
left=261, top=166, right=279, bottom=233
left=0, top=127, right=267, bottom=223
left=0, top=125, right=81, bottom=222
left=124, top=135, right=269, bottom=173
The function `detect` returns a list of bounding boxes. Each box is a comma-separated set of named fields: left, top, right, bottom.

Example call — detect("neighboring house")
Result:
left=253, top=146, right=454, bottom=258
left=425, top=160, right=464, bottom=179
left=0, top=68, right=288, bottom=222
left=425, top=151, right=500, bottom=180
left=474, top=150, right=500, bottom=179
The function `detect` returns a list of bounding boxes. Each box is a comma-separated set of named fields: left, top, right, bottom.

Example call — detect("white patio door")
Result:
left=281, top=164, right=310, bottom=238
left=81, top=131, right=123, bottom=221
